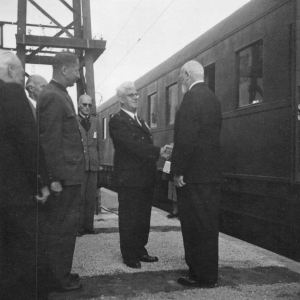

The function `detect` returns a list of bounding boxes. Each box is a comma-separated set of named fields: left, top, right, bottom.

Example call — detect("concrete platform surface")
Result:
left=49, top=208, right=300, bottom=300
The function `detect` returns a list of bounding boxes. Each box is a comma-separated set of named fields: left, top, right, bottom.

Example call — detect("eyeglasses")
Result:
left=126, top=93, right=139, bottom=99
left=82, top=103, right=92, bottom=107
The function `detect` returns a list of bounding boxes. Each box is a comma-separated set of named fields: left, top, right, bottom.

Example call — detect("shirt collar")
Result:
left=79, top=112, right=90, bottom=120
left=121, top=108, right=138, bottom=120
left=50, top=79, right=68, bottom=94
left=189, top=80, right=204, bottom=90
left=28, top=96, right=36, bottom=108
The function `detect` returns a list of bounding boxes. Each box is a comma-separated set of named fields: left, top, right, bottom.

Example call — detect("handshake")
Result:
left=160, top=143, right=173, bottom=160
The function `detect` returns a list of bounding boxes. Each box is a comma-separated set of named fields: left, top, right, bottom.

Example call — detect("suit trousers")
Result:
left=117, top=186, right=154, bottom=262
left=78, top=171, right=97, bottom=232
left=0, top=191, right=49, bottom=300
left=43, top=185, right=81, bottom=287
left=176, top=183, right=220, bottom=283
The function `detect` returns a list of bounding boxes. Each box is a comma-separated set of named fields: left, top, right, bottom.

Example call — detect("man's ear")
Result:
left=7, top=65, right=14, bottom=79
left=61, top=66, right=67, bottom=76
left=119, top=96, right=125, bottom=104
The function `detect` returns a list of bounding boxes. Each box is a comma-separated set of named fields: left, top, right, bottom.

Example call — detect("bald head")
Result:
left=78, top=94, right=93, bottom=116
left=0, top=50, right=24, bottom=85
left=180, top=60, right=204, bottom=94
left=26, top=75, right=48, bottom=102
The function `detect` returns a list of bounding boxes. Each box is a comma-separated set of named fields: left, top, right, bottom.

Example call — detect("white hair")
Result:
left=0, top=50, right=20, bottom=81
left=181, top=60, right=204, bottom=81
left=116, top=81, right=135, bottom=98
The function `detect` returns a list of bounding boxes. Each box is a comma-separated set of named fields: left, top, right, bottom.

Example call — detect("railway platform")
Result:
left=50, top=207, right=300, bottom=300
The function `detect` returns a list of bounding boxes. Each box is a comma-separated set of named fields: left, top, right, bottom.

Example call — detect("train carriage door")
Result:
left=204, top=63, right=216, bottom=93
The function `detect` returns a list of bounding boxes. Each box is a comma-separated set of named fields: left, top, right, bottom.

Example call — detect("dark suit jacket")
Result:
left=171, top=82, right=222, bottom=183
left=77, top=115, right=103, bottom=172
left=0, top=80, right=49, bottom=205
left=109, top=109, right=160, bottom=187
left=38, top=80, right=84, bottom=185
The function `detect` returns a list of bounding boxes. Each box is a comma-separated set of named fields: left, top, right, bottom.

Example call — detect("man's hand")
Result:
left=174, top=175, right=186, bottom=187
left=50, top=181, right=62, bottom=196
left=36, top=186, right=50, bottom=204
left=160, top=144, right=173, bottom=160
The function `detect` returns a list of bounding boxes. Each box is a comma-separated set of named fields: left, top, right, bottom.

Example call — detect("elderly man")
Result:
left=109, top=81, right=171, bottom=269
left=76, top=94, right=102, bottom=236
left=0, top=50, right=50, bottom=299
left=25, top=74, right=47, bottom=119
left=171, top=60, right=222, bottom=288
left=38, top=51, right=84, bottom=292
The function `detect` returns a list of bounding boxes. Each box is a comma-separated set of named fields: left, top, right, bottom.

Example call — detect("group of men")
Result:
left=0, top=47, right=221, bottom=299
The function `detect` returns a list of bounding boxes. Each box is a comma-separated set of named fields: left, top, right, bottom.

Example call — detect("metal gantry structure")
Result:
left=3, top=0, right=106, bottom=115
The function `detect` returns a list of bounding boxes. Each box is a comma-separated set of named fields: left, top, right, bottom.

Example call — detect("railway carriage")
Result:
left=97, top=0, right=300, bottom=260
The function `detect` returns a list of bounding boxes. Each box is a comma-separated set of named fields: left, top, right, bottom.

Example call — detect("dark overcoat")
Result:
left=0, top=79, right=48, bottom=201
left=38, top=80, right=84, bottom=185
left=109, top=109, right=160, bottom=187
left=171, top=82, right=222, bottom=183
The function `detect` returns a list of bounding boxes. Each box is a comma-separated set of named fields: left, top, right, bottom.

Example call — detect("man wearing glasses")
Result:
left=109, top=81, right=171, bottom=269
left=76, top=94, right=102, bottom=236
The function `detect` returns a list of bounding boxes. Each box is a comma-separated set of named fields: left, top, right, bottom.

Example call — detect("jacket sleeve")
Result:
left=109, top=115, right=160, bottom=161
left=3, top=83, right=49, bottom=188
left=171, top=92, right=201, bottom=175
left=38, top=92, right=66, bottom=182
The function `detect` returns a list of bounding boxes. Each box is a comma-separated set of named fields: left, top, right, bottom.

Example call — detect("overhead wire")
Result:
left=95, top=0, right=177, bottom=91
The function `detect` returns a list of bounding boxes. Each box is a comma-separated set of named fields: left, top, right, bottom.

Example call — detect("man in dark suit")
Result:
left=25, top=74, right=48, bottom=120
left=109, top=81, right=171, bottom=269
left=38, top=51, right=84, bottom=292
left=76, top=94, right=102, bottom=236
left=171, top=60, right=222, bottom=288
left=0, top=50, right=50, bottom=299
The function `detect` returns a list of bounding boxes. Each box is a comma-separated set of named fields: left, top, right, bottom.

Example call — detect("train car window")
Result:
left=237, top=40, right=263, bottom=107
left=166, top=83, right=179, bottom=125
left=102, top=117, right=107, bottom=139
left=204, top=63, right=215, bottom=92
left=149, top=93, right=158, bottom=128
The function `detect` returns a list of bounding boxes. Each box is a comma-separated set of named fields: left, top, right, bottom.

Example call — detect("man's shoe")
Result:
left=69, top=272, right=80, bottom=281
left=84, top=229, right=96, bottom=234
left=138, top=255, right=158, bottom=263
left=124, top=261, right=141, bottom=269
left=55, top=281, right=83, bottom=292
left=177, top=276, right=217, bottom=288
left=167, top=213, right=179, bottom=219
left=77, top=232, right=84, bottom=237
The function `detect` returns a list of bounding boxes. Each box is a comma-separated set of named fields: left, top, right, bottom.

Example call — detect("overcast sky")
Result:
left=0, top=0, right=250, bottom=106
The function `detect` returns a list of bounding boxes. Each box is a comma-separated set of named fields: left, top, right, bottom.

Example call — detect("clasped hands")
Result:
left=35, top=181, right=63, bottom=204
left=160, top=144, right=173, bottom=160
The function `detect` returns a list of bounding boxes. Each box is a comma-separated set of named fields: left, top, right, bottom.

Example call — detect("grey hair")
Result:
left=116, top=81, right=135, bottom=98
left=0, top=50, right=20, bottom=79
left=181, top=60, right=204, bottom=80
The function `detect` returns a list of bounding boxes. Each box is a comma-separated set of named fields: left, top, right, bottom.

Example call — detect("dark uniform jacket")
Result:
left=171, top=82, right=222, bottom=183
left=76, top=115, right=102, bottom=172
left=38, top=80, right=84, bottom=185
left=109, top=109, right=160, bottom=187
left=0, top=80, right=49, bottom=204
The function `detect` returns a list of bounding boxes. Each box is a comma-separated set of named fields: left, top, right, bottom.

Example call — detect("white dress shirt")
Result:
left=121, top=108, right=142, bottom=126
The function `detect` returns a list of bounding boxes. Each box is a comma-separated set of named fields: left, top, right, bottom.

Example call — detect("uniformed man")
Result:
left=109, top=81, right=171, bottom=269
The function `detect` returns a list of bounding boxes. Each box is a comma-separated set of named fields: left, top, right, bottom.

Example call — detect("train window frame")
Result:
left=165, top=83, right=179, bottom=126
left=148, top=92, right=158, bottom=129
left=236, top=40, right=264, bottom=108
left=102, top=117, right=107, bottom=140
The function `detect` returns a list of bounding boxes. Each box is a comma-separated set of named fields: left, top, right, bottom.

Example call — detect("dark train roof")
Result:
left=96, top=94, right=118, bottom=114
left=98, top=0, right=286, bottom=114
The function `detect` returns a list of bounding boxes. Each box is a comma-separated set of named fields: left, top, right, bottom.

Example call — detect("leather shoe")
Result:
left=124, top=261, right=141, bottom=269
left=138, top=255, right=158, bottom=263
left=177, top=276, right=217, bottom=288
left=55, top=281, right=83, bottom=292
left=84, top=229, right=96, bottom=234
left=69, top=272, right=80, bottom=281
